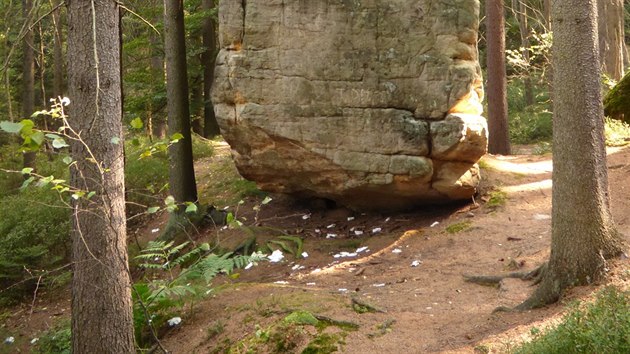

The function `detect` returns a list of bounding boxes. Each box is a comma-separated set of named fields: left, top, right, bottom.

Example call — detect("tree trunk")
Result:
left=66, top=0, right=135, bottom=351
left=518, top=0, right=625, bottom=309
left=52, top=0, right=64, bottom=99
left=598, top=0, right=625, bottom=81
left=485, top=0, right=511, bottom=155
left=22, top=0, right=36, bottom=169
left=164, top=0, right=198, bottom=203
left=202, top=0, right=220, bottom=138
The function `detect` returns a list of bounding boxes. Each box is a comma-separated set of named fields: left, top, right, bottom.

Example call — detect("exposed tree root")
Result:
left=464, top=263, right=549, bottom=312
left=463, top=263, right=547, bottom=287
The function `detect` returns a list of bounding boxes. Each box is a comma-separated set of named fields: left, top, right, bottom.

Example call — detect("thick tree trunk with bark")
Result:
left=67, top=0, right=135, bottom=351
left=518, top=0, right=625, bottom=309
left=202, top=0, right=220, bottom=138
left=485, top=0, right=511, bottom=155
left=22, top=0, right=36, bottom=169
left=598, top=0, right=625, bottom=81
left=164, top=0, right=198, bottom=203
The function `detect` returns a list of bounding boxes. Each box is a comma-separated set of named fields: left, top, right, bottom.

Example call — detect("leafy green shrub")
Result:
left=35, top=320, right=71, bottom=354
left=514, top=287, right=630, bottom=354
left=191, top=133, right=214, bottom=159
left=132, top=241, right=265, bottom=348
left=0, top=188, right=70, bottom=303
left=125, top=139, right=170, bottom=215
left=0, top=144, right=69, bottom=199
left=604, top=117, right=630, bottom=146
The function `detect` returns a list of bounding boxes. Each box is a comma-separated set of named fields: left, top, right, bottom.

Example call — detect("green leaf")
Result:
left=226, top=212, right=234, bottom=224
left=131, top=138, right=141, bottom=146
left=261, top=196, right=273, bottom=205
left=30, top=131, right=45, bottom=146
left=45, top=133, right=61, bottom=139
left=20, top=176, right=35, bottom=190
left=52, top=138, right=69, bottom=149
left=110, top=136, right=121, bottom=145
left=87, top=191, right=96, bottom=199
left=0, top=121, right=23, bottom=133
left=21, top=167, right=34, bottom=175
left=147, top=206, right=160, bottom=214
left=185, top=203, right=198, bottom=213
left=170, top=133, right=184, bottom=142
left=62, top=156, right=73, bottom=165
left=130, top=117, right=143, bottom=129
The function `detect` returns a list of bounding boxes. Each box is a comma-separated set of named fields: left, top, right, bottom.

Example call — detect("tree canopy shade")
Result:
left=516, top=0, right=625, bottom=309
left=66, top=0, right=135, bottom=351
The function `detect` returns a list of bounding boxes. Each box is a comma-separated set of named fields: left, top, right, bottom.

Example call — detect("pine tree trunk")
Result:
left=519, top=0, right=625, bottom=309
left=22, top=0, right=36, bottom=169
left=485, top=0, right=511, bottom=155
left=164, top=0, right=198, bottom=203
left=66, top=0, right=135, bottom=351
left=202, top=0, right=220, bottom=138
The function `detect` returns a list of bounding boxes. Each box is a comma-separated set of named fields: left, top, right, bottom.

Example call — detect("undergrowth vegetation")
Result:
left=513, top=287, right=630, bottom=354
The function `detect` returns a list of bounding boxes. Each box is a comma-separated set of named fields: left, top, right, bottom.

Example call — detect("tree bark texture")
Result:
left=597, top=0, right=625, bottom=81
left=22, top=0, right=36, bottom=169
left=202, top=0, right=220, bottom=138
left=520, top=0, right=624, bottom=309
left=485, top=0, right=511, bottom=155
left=164, top=0, right=198, bottom=203
left=66, top=0, right=135, bottom=351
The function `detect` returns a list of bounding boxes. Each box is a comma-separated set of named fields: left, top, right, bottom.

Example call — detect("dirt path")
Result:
left=2, top=143, right=629, bottom=353
left=157, top=144, right=630, bottom=353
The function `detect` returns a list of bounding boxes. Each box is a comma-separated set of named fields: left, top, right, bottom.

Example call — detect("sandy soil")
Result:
left=2, top=143, right=630, bottom=353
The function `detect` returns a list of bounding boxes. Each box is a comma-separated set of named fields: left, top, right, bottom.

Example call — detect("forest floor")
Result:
left=3, top=142, right=630, bottom=353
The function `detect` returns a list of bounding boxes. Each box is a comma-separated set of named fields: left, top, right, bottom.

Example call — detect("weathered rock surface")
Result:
left=213, top=0, right=487, bottom=210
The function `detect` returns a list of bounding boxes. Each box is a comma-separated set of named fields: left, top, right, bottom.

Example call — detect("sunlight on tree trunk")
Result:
left=485, top=0, right=511, bottom=155
left=598, top=0, right=625, bottom=82
left=517, top=0, right=625, bottom=310
left=67, top=0, right=135, bottom=351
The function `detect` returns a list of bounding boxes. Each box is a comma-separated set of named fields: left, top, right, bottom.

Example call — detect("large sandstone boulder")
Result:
left=213, top=0, right=487, bottom=210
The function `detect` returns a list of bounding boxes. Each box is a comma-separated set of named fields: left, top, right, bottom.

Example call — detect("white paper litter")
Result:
left=373, top=283, right=386, bottom=287
left=327, top=224, right=336, bottom=229
left=333, top=252, right=358, bottom=258
left=302, top=214, right=311, bottom=220
left=4, top=337, right=14, bottom=344
left=356, top=246, right=369, bottom=253
left=326, top=233, right=337, bottom=239
left=347, top=216, right=355, bottom=221
left=338, top=288, right=348, bottom=292
left=354, top=230, right=364, bottom=236
left=301, top=251, right=309, bottom=258
left=268, top=249, right=285, bottom=263
left=385, top=217, right=391, bottom=222
left=306, top=282, right=316, bottom=286
left=244, top=262, right=254, bottom=270
left=372, top=227, right=382, bottom=234
left=30, top=338, right=39, bottom=345
left=151, top=228, right=160, bottom=233
left=430, top=221, right=439, bottom=227
left=411, top=260, right=422, bottom=267
left=274, top=281, right=289, bottom=285
left=167, top=317, right=182, bottom=327
left=392, top=248, right=402, bottom=254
